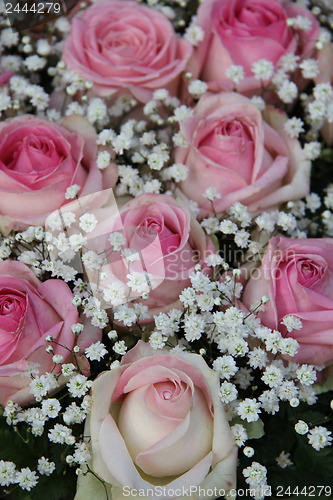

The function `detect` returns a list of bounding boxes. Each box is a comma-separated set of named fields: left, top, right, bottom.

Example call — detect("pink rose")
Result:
left=62, top=0, right=192, bottom=103
left=241, top=236, right=333, bottom=365
left=94, top=193, right=215, bottom=320
left=74, top=341, right=237, bottom=500
left=0, top=115, right=117, bottom=231
left=0, top=260, right=101, bottom=406
left=0, top=71, right=13, bottom=86
left=196, top=0, right=319, bottom=94
left=175, top=92, right=310, bottom=215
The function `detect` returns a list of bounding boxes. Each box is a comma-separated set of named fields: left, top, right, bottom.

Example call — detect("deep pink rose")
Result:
left=241, top=236, right=333, bottom=365
left=0, top=260, right=101, bottom=406
left=196, top=0, right=319, bottom=94
left=100, top=193, right=215, bottom=319
left=0, top=115, right=117, bottom=231
left=175, top=92, right=310, bottom=215
left=75, top=341, right=237, bottom=500
left=62, top=0, right=192, bottom=103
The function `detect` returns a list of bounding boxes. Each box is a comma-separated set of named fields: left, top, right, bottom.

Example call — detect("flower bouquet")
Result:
left=0, top=0, right=333, bottom=499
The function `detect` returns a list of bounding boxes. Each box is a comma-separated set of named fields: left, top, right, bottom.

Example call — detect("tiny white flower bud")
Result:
left=295, top=420, right=309, bottom=435
left=52, top=354, right=64, bottom=365
left=243, top=446, right=255, bottom=457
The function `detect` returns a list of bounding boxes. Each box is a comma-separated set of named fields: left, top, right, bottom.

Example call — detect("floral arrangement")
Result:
left=0, top=0, right=333, bottom=499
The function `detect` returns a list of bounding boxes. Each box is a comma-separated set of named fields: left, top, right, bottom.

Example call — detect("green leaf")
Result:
left=230, top=417, right=265, bottom=439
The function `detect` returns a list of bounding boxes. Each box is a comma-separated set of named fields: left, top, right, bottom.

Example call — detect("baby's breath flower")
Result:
left=24, top=55, right=46, bottom=71
left=296, top=365, right=317, bottom=386
left=71, top=323, right=84, bottom=335
left=250, top=95, right=266, bottom=111
left=127, top=271, right=150, bottom=294
left=63, top=403, right=86, bottom=425
left=213, top=355, right=238, bottom=380
left=73, top=442, right=91, bottom=464
left=237, top=398, right=261, bottom=422
left=279, top=337, right=299, bottom=357
left=0, top=461, right=17, bottom=486
left=114, top=305, right=137, bottom=326
left=96, top=151, right=111, bottom=169
left=149, top=331, right=167, bottom=349
left=243, top=446, right=255, bottom=457
left=48, top=424, right=74, bottom=444
left=219, top=381, right=238, bottom=403
left=37, top=458, right=55, bottom=476
left=87, top=98, right=107, bottom=124
left=201, top=217, right=220, bottom=234
left=299, top=59, right=319, bottom=79
left=284, top=117, right=304, bottom=138
left=184, top=23, right=204, bottom=46
left=67, top=374, right=89, bottom=398
left=225, top=65, right=245, bottom=84
left=41, top=399, right=61, bottom=418
left=65, top=184, right=81, bottom=200
left=234, top=230, right=250, bottom=248
left=82, top=250, right=103, bottom=270
left=173, top=105, right=193, bottom=122
left=1, top=28, right=19, bottom=47
left=281, top=315, right=303, bottom=332
left=16, top=468, right=38, bottom=491
left=277, top=80, right=298, bottom=103
left=204, top=187, right=221, bottom=201
left=108, top=231, right=126, bottom=251
left=85, top=341, right=108, bottom=361
left=279, top=53, right=299, bottom=72
left=79, top=213, right=98, bottom=233
left=303, top=141, right=321, bottom=160
left=183, top=313, right=205, bottom=341
left=220, top=220, right=238, bottom=234
left=188, top=79, right=208, bottom=97
left=231, top=424, right=248, bottom=447
left=62, top=363, right=76, bottom=377
left=276, top=451, right=293, bottom=469
left=179, top=287, right=196, bottom=307
left=113, top=340, right=127, bottom=355
left=243, top=462, right=267, bottom=487
left=252, top=59, right=274, bottom=80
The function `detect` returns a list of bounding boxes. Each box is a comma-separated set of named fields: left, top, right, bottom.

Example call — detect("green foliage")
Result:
left=0, top=416, right=76, bottom=500
left=237, top=395, right=333, bottom=498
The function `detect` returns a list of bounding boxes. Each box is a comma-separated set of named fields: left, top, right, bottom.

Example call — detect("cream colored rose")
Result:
left=75, top=341, right=237, bottom=500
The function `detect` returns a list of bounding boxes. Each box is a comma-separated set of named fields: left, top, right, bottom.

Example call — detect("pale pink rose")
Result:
left=316, top=43, right=333, bottom=145
left=74, top=341, right=237, bottom=500
left=196, top=0, right=319, bottom=94
left=241, top=236, right=333, bottom=365
left=62, top=0, right=192, bottom=103
left=0, top=260, right=101, bottom=406
left=175, top=92, right=310, bottom=215
left=0, top=115, right=117, bottom=231
left=91, top=193, right=215, bottom=320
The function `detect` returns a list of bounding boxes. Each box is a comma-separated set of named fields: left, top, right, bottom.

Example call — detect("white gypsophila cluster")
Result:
left=243, top=461, right=268, bottom=500
left=275, top=451, right=293, bottom=469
